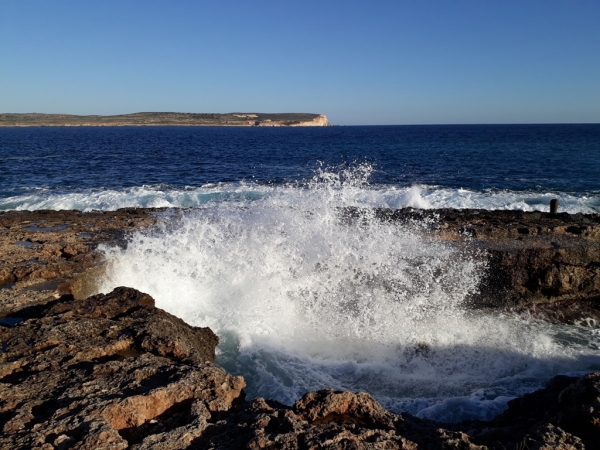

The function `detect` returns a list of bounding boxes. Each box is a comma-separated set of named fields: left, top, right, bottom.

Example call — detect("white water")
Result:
left=1, top=183, right=599, bottom=214
left=94, top=172, right=600, bottom=422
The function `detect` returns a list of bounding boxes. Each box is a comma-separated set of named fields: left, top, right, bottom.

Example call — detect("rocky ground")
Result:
left=371, top=208, right=600, bottom=323
left=0, top=208, right=159, bottom=314
left=1, top=207, right=599, bottom=449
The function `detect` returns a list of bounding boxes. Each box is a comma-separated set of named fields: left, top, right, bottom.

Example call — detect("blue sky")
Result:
left=1, top=1, right=599, bottom=125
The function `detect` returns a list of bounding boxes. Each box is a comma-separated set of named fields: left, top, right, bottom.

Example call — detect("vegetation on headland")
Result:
left=0, top=112, right=330, bottom=127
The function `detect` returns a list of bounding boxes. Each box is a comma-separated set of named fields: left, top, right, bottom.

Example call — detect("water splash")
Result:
left=0, top=179, right=598, bottom=214
left=98, top=166, right=600, bottom=421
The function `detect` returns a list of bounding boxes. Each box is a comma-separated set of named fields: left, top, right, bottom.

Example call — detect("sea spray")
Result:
left=98, top=169, right=600, bottom=422
left=1, top=183, right=598, bottom=213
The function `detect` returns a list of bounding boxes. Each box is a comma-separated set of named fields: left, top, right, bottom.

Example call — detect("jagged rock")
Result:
left=519, top=424, right=585, bottom=450
left=191, top=389, right=497, bottom=450
left=0, top=209, right=161, bottom=316
left=0, top=287, right=244, bottom=449
left=2, top=286, right=600, bottom=448
left=470, top=373, right=600, bottom=449
left=2, top=208, right=599, bottom=320
left=191, top=393, right=420, bottom=450
left=293, top=389, right=396, bottom=428
left=2, top=208, right=600, bottom=448
left=366, top=208, right=600, bottom=320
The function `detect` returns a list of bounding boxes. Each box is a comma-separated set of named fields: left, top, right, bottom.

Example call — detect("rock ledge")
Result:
left=1, top=288, right=599, bottom=449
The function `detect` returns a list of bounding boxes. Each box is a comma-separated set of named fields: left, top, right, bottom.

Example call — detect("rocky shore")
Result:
left=1, top=207, right=599, bottom=449
left=371, top=208, right=600, bottom=324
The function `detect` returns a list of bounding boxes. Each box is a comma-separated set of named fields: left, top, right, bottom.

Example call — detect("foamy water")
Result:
left=94, top=171, right=600, bottom=422
left=1, top=183, right=598, bottom=213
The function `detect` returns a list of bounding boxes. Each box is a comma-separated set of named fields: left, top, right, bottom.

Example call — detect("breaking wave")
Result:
left=1, top=183, right=598, bottom=213
left=96, top=168, right=600, bottom=422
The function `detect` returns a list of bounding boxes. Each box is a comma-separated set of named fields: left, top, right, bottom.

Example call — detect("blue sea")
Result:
left=1, top=124, right=599, bottom=212
left=2, top=124, right=600, bottom=422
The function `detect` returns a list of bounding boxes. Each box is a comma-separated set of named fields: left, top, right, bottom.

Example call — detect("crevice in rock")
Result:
left=110, top=305, right=148, bottom=321
left=31, top=399, right=59, bottom=425
left=117, top=398, right=195, bottom=445
left=0, top=410, right=14, bottom=431
left=0, top=366, right=39, bottom=384
left=44, top=432, right=59, bottom=444
left=68, top=349, right=141, bottom=375
left=4, top=296, right=68, bottom=321
left=120, top=367, right=179, bottom=397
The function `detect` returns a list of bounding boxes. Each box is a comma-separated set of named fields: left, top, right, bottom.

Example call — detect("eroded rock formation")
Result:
left=3, top=207, right=598, bottom=319
left=367, top=208, right=600, bottom=323
left=0, top=208, right=159, bottom=313
left=1, top=207, right=600, bottom=448
left=1, top=287, right=599, bottom=449
left=0, top=287, right=244, bottom=449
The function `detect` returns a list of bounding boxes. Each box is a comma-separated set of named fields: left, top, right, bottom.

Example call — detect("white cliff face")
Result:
left=290, top=114, right=330, bottom=127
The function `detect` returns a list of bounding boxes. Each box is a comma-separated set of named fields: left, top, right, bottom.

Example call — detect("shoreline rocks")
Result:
left=2, top=207, right=598, bottom=318
left=367, top=208, right=600, bottom=323
left=0, top=287, right=244, bottom=449
left=1, top=287, right=598, bottom=449
left=0, top=208, right=160, bottom=314
left=1, top=207, right=600, bottom=448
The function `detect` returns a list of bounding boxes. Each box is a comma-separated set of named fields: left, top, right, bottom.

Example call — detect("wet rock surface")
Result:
left=0, top=208, right=160, bottom=314
left=190, top=379, right=600, bottom=449
left=1, top=207, right=600, bottom=448
left=1, top=286, right=598, bottom=450
left=465, top=372, right=600, bottom=450
left=2, top=207, right=598, bottom=320
left=369, top=208, right=600, bottom=323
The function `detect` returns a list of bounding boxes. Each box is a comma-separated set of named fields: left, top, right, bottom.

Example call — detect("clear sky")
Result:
left=1, top=1, right=599, bottom=125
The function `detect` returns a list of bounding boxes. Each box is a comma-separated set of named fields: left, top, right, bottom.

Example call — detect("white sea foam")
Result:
left=0, top=185, right=272, bottom=212
left=97, top=169, right=600, bottom=422
left=0, top=182, right=598, bottom=213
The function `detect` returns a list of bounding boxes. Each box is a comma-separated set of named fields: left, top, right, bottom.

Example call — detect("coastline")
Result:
left=1, top=207, right=599, bottom=448
left=2, top=207, right=598, bottom=315
left=0, top=112, right=331, bottom=128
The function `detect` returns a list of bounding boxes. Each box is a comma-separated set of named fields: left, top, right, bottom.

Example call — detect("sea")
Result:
left=1, top=124, right=600, bottom=423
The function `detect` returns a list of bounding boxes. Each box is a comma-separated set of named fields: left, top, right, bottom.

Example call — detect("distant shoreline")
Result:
left=0, top=112, right=331, bottom=127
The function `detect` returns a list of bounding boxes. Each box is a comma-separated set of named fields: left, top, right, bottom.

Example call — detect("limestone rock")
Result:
left=471, top=373, right=600, bottom=449
left=0, top=287, right=244, bottom=449
left=191, top=393, right=420, bottom=450
left=0, top=208, right=160, bottom=316
left=293, top=389, right=396, bottom=429
left=2, top=286, right=600, bottom=448
left=365, top=208, right=600, bottom=320
left=2, top=208, right=600, bottom=448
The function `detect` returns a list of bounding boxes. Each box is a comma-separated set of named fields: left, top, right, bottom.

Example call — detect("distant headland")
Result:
left=0, top=112, right=331, bottom=127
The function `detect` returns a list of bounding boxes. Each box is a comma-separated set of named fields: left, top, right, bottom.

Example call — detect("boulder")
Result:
left=0, top=287, right=244, bottom=449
